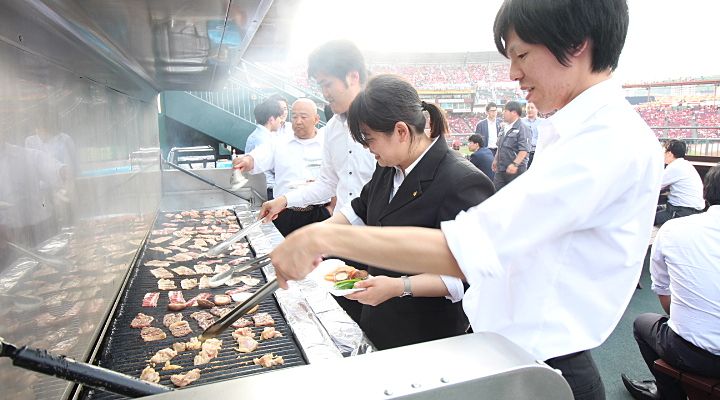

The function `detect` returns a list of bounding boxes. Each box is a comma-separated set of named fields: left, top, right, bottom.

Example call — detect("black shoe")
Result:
left=621, top=374, right=660, bottom=400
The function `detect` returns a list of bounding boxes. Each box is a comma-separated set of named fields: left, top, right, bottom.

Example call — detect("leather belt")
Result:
left=288, top=203, right=329, bottom=212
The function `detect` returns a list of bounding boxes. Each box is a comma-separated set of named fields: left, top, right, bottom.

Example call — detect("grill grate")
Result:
left=81, top=208, right=307, bottom=399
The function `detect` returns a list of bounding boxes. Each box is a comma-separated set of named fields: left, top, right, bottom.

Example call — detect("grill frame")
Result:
left=80, top=207, right=308, bottom=399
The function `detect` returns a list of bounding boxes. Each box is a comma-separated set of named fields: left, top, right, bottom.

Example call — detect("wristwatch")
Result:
left=511, top=161, right=520, bottom=167
left=399, top=275, right=413, bottom=297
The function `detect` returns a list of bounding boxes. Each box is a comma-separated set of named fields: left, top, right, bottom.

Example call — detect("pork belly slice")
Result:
left=146, top=260, right=172, bottom=268
left=184, top=292, right=212, bottom=307
left=171, top=266, right=196, bottom=276
left=170, top=237, right=191, bottom=247
left=168, top=291, right=185, bottom=304
left=149, top=236, right=172, bottom=245
left=193, top=338, right=222, bottom=365
left=140, top=327, right=166, bottom=342
left=214, top=264, right=231, bottom=274
left=209, top=306, right=231, bottom=318
left=232, top=327, right=255, bottom=339
left=139, top=366, right=160, bottom=383
left=150, top=267, right=174, bottom=279
left=163, top=313, right=183, bottom=327
left=149, top=348, right=177, bottom=364
left=130, top=313, right=155, bottom=328
left=231, top=317, right=253, bottom=328
left=168, top=253, right=195, bottom=263
left=185, top=337, right=202, bottom=351
left=252, top=313, right=274, bottom=327
left=161, top=360, right=182, bottom=371
left=170, top=368, right=201, bottom=387
left=253, top=353, right=284, bottom=368
left=239, top=276, right=260, bottom=287
left=234, top=336, right=259, bottom=353
left=260, top=327, right=283, bottom=340
left=172, top=342, right=187, bottom=352
left=213, top=295, right=232, bottom=306
left=149, top=246, right=172, bottom=255
left=190, top=311, right=215, bottom=330
left=227, top=257, right=251, bottom=266
left=142, top=292, right=160, bottom=307
left=180, top=278, right=198, bottom=290
left=193, top=264, right=214, bottom=275
left=168, top=320, right=193, bottom=337
left=198, top=275, right=211, bottom=290
left=158, top=279, right=177, bottom=290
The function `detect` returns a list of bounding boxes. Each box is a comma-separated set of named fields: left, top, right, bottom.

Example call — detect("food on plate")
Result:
left=130, top=313, right=154, bottom=328
left=140, top=327, right=167, bottom=342
left=333, top=279, right=364, bottom=290
left=149, top=348, right=177, bottom=364
left=142, top=292, right=160, bottom=307
left=260, top=327, right=283, bottom=340
left=324, top=264, right=368, bottom=283
left=139, top=366, right=160, bottom=383
left=253, top=353, right=284, bottom=368
left=252, top=312, right=274, bottom=327
left=170, top=368, right=201, bottom=387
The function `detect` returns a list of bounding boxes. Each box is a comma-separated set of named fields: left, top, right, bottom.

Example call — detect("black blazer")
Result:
left=350, top=138, right=495, bottom=350
left=475, top=118, right=503, bottom=148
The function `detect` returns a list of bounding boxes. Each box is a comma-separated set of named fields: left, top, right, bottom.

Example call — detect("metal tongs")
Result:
left=208, top=253, right=272, bottom=288
left=205, top=218, right=264, bottom=258
left=199, top=277, right=279, bottom=341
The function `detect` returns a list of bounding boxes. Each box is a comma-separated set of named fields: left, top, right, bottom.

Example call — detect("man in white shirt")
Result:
left=622, top=164, right=720, bottom=400
left=268, top=1, right=663, bottom=399
left=243, top=98, right=284, bottom=200
left=522, top=101, right=543, bottom=167
left=474, top=102, right=502, bottom=155
left=258, top=40, right=375, bottom=221
left=233, top=99, right=329, bottom=236
left=654, top=139, right=705, bottom=226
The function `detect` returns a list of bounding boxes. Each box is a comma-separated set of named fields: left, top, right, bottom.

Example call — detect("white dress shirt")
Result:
left=441, top=79, right=664, bottom=361
left=244, top=125, right=275, bottom=189
left=487, top=118, right=499, bottom=149
left=651, top=205, right=720, bottom=355
left=661, top=158, right=705, bottom=210
left=284, top=114, right=376, bottom=211
left=340, top=138, right=464, bottom=303
left=249, top=131, right=328, bottom=204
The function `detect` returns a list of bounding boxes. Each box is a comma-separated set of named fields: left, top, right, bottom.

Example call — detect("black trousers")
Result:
left=493, top=166, right=527, bottom=191
left=633, top=313, right=720, bottom=400
left=272, top=205, right=330, bottom=237
left=654, top=203, right=701, bottom=226
left=545, top=350, right=606, bottom=400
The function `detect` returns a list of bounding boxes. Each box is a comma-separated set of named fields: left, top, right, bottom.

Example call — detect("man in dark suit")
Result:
left=492, top=101, right=531, bottom=190
left=467, top=134, right=495, bottom=181
left=475, top=102, right=502, bottom=155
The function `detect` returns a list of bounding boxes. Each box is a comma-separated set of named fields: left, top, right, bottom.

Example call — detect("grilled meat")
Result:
left=253, top=353, right=284, bottom=368
left=140, top=327, right=167, bottom=342
left=170, top=368, right=201, bottom=387
left=163, top=313, right=183, bottom=327
left=149, top=348, right=177, bottom=364
left=130, top=313, right=155, bottom=328
left=150, top=267, right=174, bottom=279
left=252, top=313, right=275, bottom=327
left=168, top=320, right=193, bottom=337
left=139, top=366, right=160, bottom=383
left=260, top=327, right=283, bottom=340
left=142, top=292, right=160, bottom=307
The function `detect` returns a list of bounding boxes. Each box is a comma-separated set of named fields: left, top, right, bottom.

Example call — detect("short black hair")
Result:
left=253, top=98, right=283, bottom=125
left=348, top=74, right=447, bottom=146
left=493, top=0, right=629, bottom=72
left=486, top=102, right=498, bottom=112
left=665, top=139, right=686, bottom=159
left=504, top=101, right=523, bottom=116
left=704, top=163, right=720, bottom=206
left=468, top=134, right=485, bottom=147
left=308, top=40, right=368, bottom=84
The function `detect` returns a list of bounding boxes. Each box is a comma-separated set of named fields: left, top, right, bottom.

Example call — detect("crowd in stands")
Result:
left=636, top=104, right=720, bottom=138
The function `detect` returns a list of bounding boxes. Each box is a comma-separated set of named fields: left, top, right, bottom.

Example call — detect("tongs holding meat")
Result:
left=0, top=337, right=172, bottom=397
left=200, top=278, right=279, bottom=341
left=208, top=253, right=272, bottom=288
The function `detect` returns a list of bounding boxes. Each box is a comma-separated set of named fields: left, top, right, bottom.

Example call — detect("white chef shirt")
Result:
left=284, top=114, right=375, bottom=211
left=249, top=131, right=328, bottom=204
left=487, top=118, right=499, bottom=149
left=340, top=138, right=464, bottom=303
left=651, top=205, right=720, bottom=355
left=661, top=157, right=705, bottom=210
left=441, top=78, right=664, bottom=361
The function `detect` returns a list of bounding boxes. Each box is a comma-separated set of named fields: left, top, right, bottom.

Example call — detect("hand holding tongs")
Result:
left=200, top=277, right=279, bottom=341
left=205, top=218, right=264, bottom=258
left=208, top=253, right=272, bottom=288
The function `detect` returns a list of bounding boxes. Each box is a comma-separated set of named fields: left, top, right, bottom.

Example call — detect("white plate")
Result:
left=307, top=258, right=366, bottom=296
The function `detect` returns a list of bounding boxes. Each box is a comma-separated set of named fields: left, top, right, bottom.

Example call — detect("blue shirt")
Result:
left=522, top=117, right=543, bottom=151
left=468, top=147, right=495, bottom=181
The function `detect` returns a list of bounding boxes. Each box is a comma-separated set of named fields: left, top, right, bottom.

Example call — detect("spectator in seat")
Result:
left=654, top=139, right=705, bottom=226
left=475, top=102, right=502, bottom=155
left=622, top=163, right=720, bottom=400
left=467, top=134, right=495, bottom=181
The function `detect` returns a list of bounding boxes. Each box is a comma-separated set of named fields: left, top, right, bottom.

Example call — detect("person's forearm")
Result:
left=313, top=224, right=464, bottom=279
left=514, top=151, right=528, bottom=165
left=409, top=274, right=451, bottom=297
left=658, top=294, right=671, bottom=315
left=324, top=212, right=350, bottom=225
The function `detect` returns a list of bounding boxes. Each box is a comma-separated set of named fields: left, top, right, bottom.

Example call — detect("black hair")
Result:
left=347, top=74, right=448, bottom=146
left=308, top=40, right=368, bottom=84
left=493, top=0, right=629, bottom=72
left=486, top=102, right=498, bottom=112
left=253, top=98, right=283, bottom=125
left=504, top=101, right=523, bottom=116
left=267, top=93, right=288, bottom=105
left=704, top=163, right=720, bottom=206
left=665, top=139, right=686, bottom=159
left=468, top=134, right=485, bottom=147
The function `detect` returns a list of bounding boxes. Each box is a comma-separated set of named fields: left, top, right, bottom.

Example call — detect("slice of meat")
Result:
left=139, top=366, right=160, bottom=383
left=168, top=320, right=193, bottom=337
left=232, top=327, right=255, bottom=339
left=209, top=306, right=231, bottom=318
left=149, top=247, right=172, bottom=255
left=140, top=327, right=167, bottom=342
left=168, top=253, right=195, bottom=262
left=158, top=279, right=177, bottom=290
left=146, top=260, right=172, bottom=268
left=149, top=348, right=177, bottom=364
left=142, top=292, right=160, bottom=307
left=239, top=276, right=260, bottom=286
left=184, top=292, right=212, bottom=307
left=260, top=327, right=283, bottom=340
left=150, top=267, right=174, bottom=279
left=161, top=360, right=182, bottom=371
left=225, top=286, right=252, bottom=295
left=234, top=336, right=259, bottom=353
left=229, top=248, right=250, bottom=256
left=193, top=338, right=222, bottom=365
left=170, top=368, right=201, bottom=387
left=168, top=291, right=185, bottom=304
left=193, top=264, right=213, bottom=275
left=149, top=236, right=172, bottom=245
left=198, top=275, right=211, bottom=289
left=253, top=353, right=284, bottom=368
left=170, top=237, right=191, bottom=247
left=213, top=294, right=232, bottom=306
left=185, top=337, right=202, bottom=351
left=172, top=342, right=187, bottom=352
left=190, top=311, right=215, bottom=330
left=252, top=313, right=274, bottom=327
left=130, top=313, right=154, bottom=328
left=228, top=257, right=251, bottom=266
left=231, top=317, right=253, bottom=328
left=171, top=266, right=196, bottom=276
left=163, top=313, right=183, bottom=328
left=181, top=278, right=198, bottom=290
left=214, top=264, right=231, bottom=274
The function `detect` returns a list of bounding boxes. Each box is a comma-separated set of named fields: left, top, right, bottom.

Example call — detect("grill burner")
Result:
left=81, top=208, right=307, bottom=399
